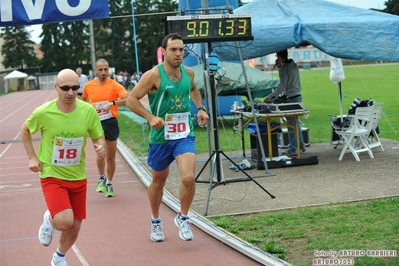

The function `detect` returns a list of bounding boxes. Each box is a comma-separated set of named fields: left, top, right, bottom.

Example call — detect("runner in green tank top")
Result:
left=148, top=63, right=195, bottom=144
left=126, top=33, right=209, bottom=242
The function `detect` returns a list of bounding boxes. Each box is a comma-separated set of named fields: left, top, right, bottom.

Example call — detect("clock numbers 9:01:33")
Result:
left=186, top=19, right=248, bottom=38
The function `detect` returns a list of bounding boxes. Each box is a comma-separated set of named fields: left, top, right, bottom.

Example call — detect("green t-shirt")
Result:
left=148, top=64, right=195, bottom=144
left=25, top=99, right=104, bottom=181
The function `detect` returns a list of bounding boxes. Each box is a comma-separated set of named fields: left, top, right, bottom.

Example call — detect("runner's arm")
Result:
left=20, top=123, right=42, bottom=172
left=186, top=67, right=209, bottom=126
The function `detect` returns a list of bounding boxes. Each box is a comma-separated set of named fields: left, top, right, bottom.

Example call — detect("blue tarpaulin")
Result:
left=213, top=0, right=399, bottom=62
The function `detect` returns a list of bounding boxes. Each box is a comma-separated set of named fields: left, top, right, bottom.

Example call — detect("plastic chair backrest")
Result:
left=354, top=106, right=375, bottom=132
left=370, top=103, right=383, bottom=131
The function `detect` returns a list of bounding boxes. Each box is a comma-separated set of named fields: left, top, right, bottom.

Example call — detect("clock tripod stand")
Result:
left=164, top=12, right=275, bottom=215
left=194, top=45, right=275, bottom=216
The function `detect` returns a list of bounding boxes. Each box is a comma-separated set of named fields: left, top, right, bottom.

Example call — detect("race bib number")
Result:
left=164, top=112, right=190, bottom=140
left=94, top=101, right=112, bottom=121
left=52, top=137, right=83, bottom=166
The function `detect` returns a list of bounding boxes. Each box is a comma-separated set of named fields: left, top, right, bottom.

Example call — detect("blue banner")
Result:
left=0, top=0, right=109, bottom=27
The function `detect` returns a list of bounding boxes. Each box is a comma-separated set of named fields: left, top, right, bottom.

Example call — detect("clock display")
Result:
left=165, top=14, right=253, bottom=43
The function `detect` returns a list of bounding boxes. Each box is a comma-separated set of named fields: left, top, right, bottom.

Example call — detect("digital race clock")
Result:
left=165, top=14, right=253, bottom=43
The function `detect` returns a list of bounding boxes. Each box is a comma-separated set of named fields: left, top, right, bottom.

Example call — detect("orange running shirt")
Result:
left=83, top=78, right=128, bottom=118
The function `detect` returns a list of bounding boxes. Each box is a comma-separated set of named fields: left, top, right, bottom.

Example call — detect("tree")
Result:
left=0, top=26, right=38, bottom=69
left=93, top=0, right=178, bottom=75
left=134, top=0, right=178, bottom=72
left=384, top=0, right=399, bottom=15
left=39, top=21, right=90, bottom=73
left=94, top=0, right=135, bottom=74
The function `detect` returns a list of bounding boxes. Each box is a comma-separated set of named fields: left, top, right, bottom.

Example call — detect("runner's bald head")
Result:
left=57, top=69, right=79, bottom=85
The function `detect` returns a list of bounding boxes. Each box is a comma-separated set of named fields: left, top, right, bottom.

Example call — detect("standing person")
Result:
left=130, top=72, right=138, bottom=86
left=264, top=49, right=305, bottom=156
left=82, top=58, right=129, bottom=197
left=76, top=67, right=88, bottom=99
left=126, top=33, right=209, bottom=242
left=116, top=71, right=124, bottom=86
left=20, top=69, right=106, bottom=266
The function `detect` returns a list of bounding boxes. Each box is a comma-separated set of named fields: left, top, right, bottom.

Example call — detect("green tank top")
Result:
left=148, top=64, right=195, bottom=144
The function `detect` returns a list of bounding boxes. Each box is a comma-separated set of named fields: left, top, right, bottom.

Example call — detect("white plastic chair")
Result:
left=367, top=103, right=384, bottom=151
left=335, top=106, right=375, bottom=161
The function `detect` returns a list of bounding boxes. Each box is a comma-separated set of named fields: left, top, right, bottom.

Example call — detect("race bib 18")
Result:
left=52, top=137, right=83, bottom=166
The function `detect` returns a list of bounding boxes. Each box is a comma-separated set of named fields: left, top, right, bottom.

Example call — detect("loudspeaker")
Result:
left=250, top=133, right=279, bottom=162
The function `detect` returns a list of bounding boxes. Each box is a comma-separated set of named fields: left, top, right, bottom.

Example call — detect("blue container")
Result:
left=246, top=122, right=281, bottom=134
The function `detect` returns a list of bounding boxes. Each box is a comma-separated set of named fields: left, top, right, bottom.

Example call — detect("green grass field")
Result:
left=299, top=63, right=399, bottom=143
left=119, top=63, right=399, bottom=156
left=118, top=63, right=399, bottom=266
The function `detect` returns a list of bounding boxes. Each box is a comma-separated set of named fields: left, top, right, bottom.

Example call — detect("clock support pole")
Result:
left=195, top=43, right=275, bottom=216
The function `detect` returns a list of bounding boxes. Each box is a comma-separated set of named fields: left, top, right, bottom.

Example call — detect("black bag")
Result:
left=347, top=98, right=379, bottom=136
left=348, top=98, right=373, bottom=115
left=256, top=156, right=319, bottom=169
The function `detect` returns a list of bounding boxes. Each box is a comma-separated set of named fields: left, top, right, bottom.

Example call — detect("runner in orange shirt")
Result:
left=82, top=58, right=129, bottom=197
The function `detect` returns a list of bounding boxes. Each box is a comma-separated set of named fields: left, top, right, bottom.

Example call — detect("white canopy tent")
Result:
left=4, top=70, right=28, bottom=92
left=27, top=75, right=38, bottom=90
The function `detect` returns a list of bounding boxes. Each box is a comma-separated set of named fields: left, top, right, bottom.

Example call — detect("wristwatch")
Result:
left=197, top=106, right=207, bottom=112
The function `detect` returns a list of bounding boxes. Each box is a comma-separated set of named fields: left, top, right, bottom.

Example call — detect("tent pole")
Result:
left=89, top=21, right=96, bottom=74
left=235, top=41, right=272, bottom=175
left=338, top=82, right=343, bottom=123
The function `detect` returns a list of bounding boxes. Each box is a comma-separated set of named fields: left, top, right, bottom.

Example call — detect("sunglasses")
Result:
left=57, top=84, right=80, bottom=91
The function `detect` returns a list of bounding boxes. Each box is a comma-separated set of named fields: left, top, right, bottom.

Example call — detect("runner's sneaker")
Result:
left=51, top=253, right=68, bottom=266
left=150, top=219, right=165, bottom=242
left=105, top=184, right=114, bottom=197
left=96, top=177, right=106, bottom=193
left=38, top=210, right=54, bottom=246
left=174, top=214, right=194, bottom=241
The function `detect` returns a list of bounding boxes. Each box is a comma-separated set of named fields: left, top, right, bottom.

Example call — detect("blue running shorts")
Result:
left=148, top=136, right=196, bottom=171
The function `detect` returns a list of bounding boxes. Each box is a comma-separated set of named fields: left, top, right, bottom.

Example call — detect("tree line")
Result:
left=0, top=0, right=178, bottom=76
left=1, top=0, right=397, bottom=76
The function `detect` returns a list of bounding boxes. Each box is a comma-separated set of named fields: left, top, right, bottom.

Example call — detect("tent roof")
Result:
left=213, top=0, right=399, bottom=61
left=4, top=70, right=28, bottom=80
left=192, top=62, right=279, bottom=98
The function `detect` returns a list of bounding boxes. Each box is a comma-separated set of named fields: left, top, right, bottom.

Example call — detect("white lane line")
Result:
left=0, top=94, right=44, bottom=123
left=72, top=244, right=90, bottom=266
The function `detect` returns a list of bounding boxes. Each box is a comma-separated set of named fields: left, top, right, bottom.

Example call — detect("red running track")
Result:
left=0, top=90, right=268, bottom=266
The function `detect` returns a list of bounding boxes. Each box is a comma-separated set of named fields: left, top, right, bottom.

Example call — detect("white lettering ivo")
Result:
left=1, top=0, right=91, bottom=22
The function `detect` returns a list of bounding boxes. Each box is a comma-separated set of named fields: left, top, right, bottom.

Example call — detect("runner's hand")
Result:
left=94, top=144, right=106, bottom=159
left=149, top=116, right=165, bottom=129
left=28, top=157, right=42, bottom=173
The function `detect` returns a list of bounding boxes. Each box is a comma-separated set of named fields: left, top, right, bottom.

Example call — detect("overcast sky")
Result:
left=27, top=0, right=387, bottom=44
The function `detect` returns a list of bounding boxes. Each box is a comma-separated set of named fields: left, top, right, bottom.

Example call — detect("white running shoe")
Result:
left=174, top=215, right=194, bottom=241
left=51, top=253, right=68, bottom=266
left=150, top=219, right=165, bottom=242
left=38, top=210, right=54, bottom=246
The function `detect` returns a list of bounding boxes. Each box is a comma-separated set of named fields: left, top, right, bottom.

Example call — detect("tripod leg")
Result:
left=195, top=150, right=216, bottom=181
left=220, top=150, right=276, bottom=199
left=204, top=156, right=217, bottom=216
